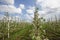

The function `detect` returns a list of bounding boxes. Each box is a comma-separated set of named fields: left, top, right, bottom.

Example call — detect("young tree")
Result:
left=33, top=8, right=42, bottom=40
left=4, top=12, right=10, bottom=39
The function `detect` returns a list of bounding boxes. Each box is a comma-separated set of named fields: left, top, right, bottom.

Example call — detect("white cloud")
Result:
left=25, top=14, right=33, bottom=22
left=0, top=0, right=14, bottom=5
left=36, top=0, right=60, bottom=20
left=0, top=15, right=4, bottom=20
left=36, top=0, right=60, bottom=8
left=19, top=4, right=25, bottom=9
left=26, top=6, right=35, bottom=14
left=13, top=16, right=20, bottom=21
left=0, top=5, right=22, bottom=14
left=38, top=10, right=47, bottom=18
left=0, top=0, right=25, bottom=14
left=42, top=0, right=60, bottom=8
left=38, top=11, right=46, bottom=15
left=43, top=13, right=60, bottom=21
left=36, top=0, right=44, bottom=4
left=0, top=0, right=25, bottom=22
left=25, top=14, right=32, bottom=19
left=26, top=6, right=47, bottom=18
left=26, top=9, right=34, bottom=14
left=26, top=6, right=35, bottom=20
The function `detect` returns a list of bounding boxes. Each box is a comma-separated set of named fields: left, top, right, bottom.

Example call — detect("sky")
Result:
left=0, top=0, right=60, bottom=22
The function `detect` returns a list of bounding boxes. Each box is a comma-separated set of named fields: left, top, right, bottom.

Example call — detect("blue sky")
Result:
left=14, top=0, right=35, bottom=21
left=0, top=0, right=36, bottom=22
left=0, top=0, right=60, bottom=22
left=14, top=0, right=35, bottom=7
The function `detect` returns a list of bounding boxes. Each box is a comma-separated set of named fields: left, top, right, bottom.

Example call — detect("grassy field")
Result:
left=0, top=19, right=60, bottom=40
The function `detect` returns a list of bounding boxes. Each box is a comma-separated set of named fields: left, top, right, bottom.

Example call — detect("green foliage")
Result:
left=0, top=18, right=60, bottom=40
left=0, top=21, right=34, bottom=40
left=42, top=20, right=60, bottom=40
